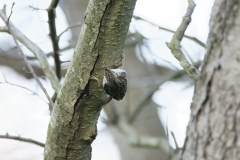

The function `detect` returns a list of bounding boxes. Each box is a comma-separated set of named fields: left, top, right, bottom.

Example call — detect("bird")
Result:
left=102, top=66, right=127, bottom=101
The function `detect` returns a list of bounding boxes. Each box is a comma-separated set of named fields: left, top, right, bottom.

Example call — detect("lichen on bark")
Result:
left=44, top=0, right=137, bottom=159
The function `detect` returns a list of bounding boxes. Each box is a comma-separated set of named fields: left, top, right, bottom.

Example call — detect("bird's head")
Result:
left=104, top=67, right=126, bottom=80
left=110, top=69, right=126, bottom=78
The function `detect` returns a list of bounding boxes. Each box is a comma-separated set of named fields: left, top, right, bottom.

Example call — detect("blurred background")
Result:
left=0, top=0, right=213, bottom=159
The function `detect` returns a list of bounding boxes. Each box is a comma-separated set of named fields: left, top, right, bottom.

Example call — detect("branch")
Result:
left=0, top=133, right=45, bottom=147
left=171, top=131, right=180, bottom=149
left=46, top=2, right=82, bottom=80
left=0, top=47, right=53, bottom=61
left=44, top=0, right=137, bottom=158
left=118, top=117, right=170, bottom=153
left=1, top=74, right=47, bottom=103
left=166, top=0, right=199, bottom=79
left=133, top=15, right=206, bottom=48
left=58, top=23, right=82, bottom=39
left=0, top=4, right=54, bottom=108
left=45, top=45, right=74, bottom=58
left=0, top=45, right=73, bottom=61
left=47, top=0, right=61, bottom=79
left=0, top=7, right=61, bottom=94
left=29, top=5, right=46, bottom=11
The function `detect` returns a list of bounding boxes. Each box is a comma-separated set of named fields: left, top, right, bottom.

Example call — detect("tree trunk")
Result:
left=44, top=0, right=136, bottom=159
left=182, top=0, right=240, bottom=159
left=60, top=1, right=169, bottom=159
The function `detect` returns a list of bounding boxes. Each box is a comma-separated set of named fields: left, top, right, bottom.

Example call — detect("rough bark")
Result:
left=44, top=0, right=137, bottom=159
left=182, top=0, right=240, bottom=159
left=60, top=1, right=170, bottom=159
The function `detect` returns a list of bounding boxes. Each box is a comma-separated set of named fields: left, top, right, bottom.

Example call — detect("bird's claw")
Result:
left=89, top=76, right=100, bottom=86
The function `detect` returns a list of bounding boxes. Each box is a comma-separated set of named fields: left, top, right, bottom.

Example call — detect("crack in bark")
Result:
left=221, top=105, right=232, bottom=160
left=65, top=54, right=100, bottom=159
left=64, top=0, right=111, bottom=158
left=203, top=100, right=212, bottom=159
left=192, top=67, right=216, bottom=160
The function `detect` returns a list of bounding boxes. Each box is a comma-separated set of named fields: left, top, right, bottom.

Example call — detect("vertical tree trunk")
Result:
left=44, top=0, right=136, bottom=159
left=182, top=0, right=240, bottom=159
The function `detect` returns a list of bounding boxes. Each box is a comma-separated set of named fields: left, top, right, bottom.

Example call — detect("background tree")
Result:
left=182, top=0, right=240, bottom=159
left=0, top=0, right=218, bottom=160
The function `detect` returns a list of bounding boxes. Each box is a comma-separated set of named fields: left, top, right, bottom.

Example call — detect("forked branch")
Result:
left=166, top=0, right=199, bottom=79
left=0, top=6, right=61, bottom=94
left=0, top=4, right=54, bottom=108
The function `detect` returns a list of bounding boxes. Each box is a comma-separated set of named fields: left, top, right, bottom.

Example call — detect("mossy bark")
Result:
left=44, top=0, right=137, bottom=159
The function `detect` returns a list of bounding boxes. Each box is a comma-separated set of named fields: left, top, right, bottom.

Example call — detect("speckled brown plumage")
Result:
left=103, top=67, right=127, bottom=101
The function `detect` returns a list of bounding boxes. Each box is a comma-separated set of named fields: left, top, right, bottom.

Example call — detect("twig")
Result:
left=0, top=6, right=61, bottom=94
left=1, top=3, right=54, bottom=108
left=30, top=1, right=62, bottom=80
left=171, top=131, right=179, bottom=149
left=1, top=74, right=47, bottom=103
left=0, top=133, right=45, bottom=147
left=0, top=47, right=52, bottom=60
left=0, top=45, right=73, bottom=61
left=6, top=2, right=14, bottom=24
left=45, top=45, right=74, bottom=57
left=133, top=15, right=206, bottom=48
left=58, top=23, right=82, bottom=39
left=47, top=0, right=61, bottom=80
left=165, top=0, right=199, bottom=79
left=61, top=60, right=71, bottom=63
left=23, top=67, right=32, bottom=73
left=29, top=5, right=46, bottom=11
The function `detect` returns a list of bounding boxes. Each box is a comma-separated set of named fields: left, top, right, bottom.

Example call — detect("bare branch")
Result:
left=133, top=15, right=206, bottom=48
left=166, top=0, right=199, bottom=79
left=171, top=131, right=179, bottom=149
left=61, top=60, right=71, bottom=63
left=45, top=45, right=74, bottom=58
left=118, top=117, right=170, bottom=153
left=6, top=2, right=14, bottom=24
left=0, top=4, right=54, bottom=108
left=0, top=46, right=52, bottom=61
left=46, top=0, right=61, bottom=79
left=0, top=7, right=61, bottom=94
left=0, top=133, right=45, bottom=147
left=1, top=74, right=47, bottom=103
left=58, top=23, right=82, bottom=39
left=29, top=5, right=46, bottom=11
left=0, top=45, right=73, bottom=61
